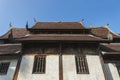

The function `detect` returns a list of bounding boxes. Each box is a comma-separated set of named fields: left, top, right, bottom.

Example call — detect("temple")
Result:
left=0, top=22, right=120, bottom=80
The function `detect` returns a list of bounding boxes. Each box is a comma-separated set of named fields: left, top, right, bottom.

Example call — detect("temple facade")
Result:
left=0, top=22, right=120, bottom=80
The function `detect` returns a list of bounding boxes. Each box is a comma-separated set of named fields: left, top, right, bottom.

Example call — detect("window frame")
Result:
left=32, top=55, right=46, bottom=74
left=75, top=55, right=89, bottom=74
left=0, top=62, right=10, bottom=75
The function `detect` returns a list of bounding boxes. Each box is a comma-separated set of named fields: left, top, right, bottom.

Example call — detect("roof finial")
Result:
left=34, top=18, right=37, bottom=24
left=9, top=22, right=13, bottom=30
left=81, top=19, right=84, bottom=22
left=26, top=21, right=29, bottom=30
left=105, top=23, right=109, bottom=28
left=8, top=22, right=14, bottom=40
left=79, top=19, right=84, bottom=24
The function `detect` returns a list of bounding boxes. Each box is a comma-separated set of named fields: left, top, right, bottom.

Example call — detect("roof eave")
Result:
left=15, top=39, right=111, bottom=43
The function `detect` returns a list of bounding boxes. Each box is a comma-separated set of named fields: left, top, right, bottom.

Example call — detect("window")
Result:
left=33, top=55, right=46, bottom=74
left=0, top=62, right=10, bottom=75
left=75, top=55, right=89, bottom=74
left=116, top=64, right=120, bottom=76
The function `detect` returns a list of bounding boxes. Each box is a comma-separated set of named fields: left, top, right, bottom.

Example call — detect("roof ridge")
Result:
left=29, top=34, right=89, bottom=37
left=12, top=27, right=26, bottom=29
left=88, top=34, right=107, bottom=40
left=105, top=26, right=120, bottom=37
left=35, top=21, right=83, bottom=23
left=101, top=43, right=120, bottom=45
left=0, top=29, right=11, bottom=39
left=0, top=44, right=21, bottom=46
left=32, top=22, right=86, bottom=29
left=90, top=26, right=105, bottom=29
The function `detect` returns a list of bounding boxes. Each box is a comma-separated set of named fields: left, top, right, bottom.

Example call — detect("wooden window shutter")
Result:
left=0, top=62, right=10, bottom=75
left=33, top=55, right=46, bottom=74
left=75, top=55, right=89, bottom=74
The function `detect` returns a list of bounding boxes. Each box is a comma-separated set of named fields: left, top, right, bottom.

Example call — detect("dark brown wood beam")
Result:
left=99, top=55, right=108, bottom=80
left=59, top=55, right=63, bottom=80
left=59, top=43, right=63, bottom=80
left=13, top=55, right=22, bottom=80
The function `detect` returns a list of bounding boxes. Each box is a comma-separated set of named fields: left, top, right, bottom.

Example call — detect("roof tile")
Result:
left=91, top=27, right=120, bottom=38
left=100, top=43, right=120, bottom=52
left=0, top=44, right=21, bottom=55
left=0, top=28, right=29, bottom=39
left=16, top=34, right=108, bottom=41
left=32, top=22, right=85, bottom=29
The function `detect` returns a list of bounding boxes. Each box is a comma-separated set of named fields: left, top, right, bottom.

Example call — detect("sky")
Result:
left=0, top=0, right=120, bottom=36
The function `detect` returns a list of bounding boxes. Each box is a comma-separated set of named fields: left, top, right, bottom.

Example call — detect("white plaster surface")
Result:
left=17, top=55, right=59, bottom=80
left=105, top=63, right=120, bottom=80
left=62, top=55, right=105, bottom=80
left=0, top=59, right=18, bottom=80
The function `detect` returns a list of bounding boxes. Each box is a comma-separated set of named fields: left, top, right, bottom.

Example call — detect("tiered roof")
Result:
left=91, top=27, right=120, bottom=39
left=16, top=22, right=110, bottom=42
left=0, top=22, right=120, bottom=55
left=0, top=22, right=120, bottom=41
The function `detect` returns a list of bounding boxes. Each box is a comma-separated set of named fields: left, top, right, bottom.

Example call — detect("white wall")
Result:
left=0, top=59, right=18, bottom=80
left=105, top=63, right=120, bottom=80
left=17, top=55, right=59, bottom=80
left=62, top=55, right=105, bottom=80
left=17, top=55, right=106, bottom=80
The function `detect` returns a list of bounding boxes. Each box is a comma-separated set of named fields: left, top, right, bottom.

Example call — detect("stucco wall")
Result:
left=105, top=63, right=120, bottom=80
left=62, top=55, right=105, bottom=80
left=0, top=59, right=18, bottom=80
left=17, top=55, right=59, bottom=80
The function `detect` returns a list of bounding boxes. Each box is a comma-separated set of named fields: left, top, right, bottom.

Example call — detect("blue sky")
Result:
left=0, top=0, right=120, bottom=35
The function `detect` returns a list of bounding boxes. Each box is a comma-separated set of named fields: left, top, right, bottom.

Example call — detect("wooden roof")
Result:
left=15, top=34, right=109, bottom=42
left=91, top=27, right=120, bottom=39
left=0, top=23, right=119, bottom=43
left=0, top=44, right=21, bottom=55
left=0, top=28, right=29, bottom=39
left=100, top=43, right=120, bottom=52
left=101, top=43, right=120, bottom=60
left=32, top=22, right=86, bottom=29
